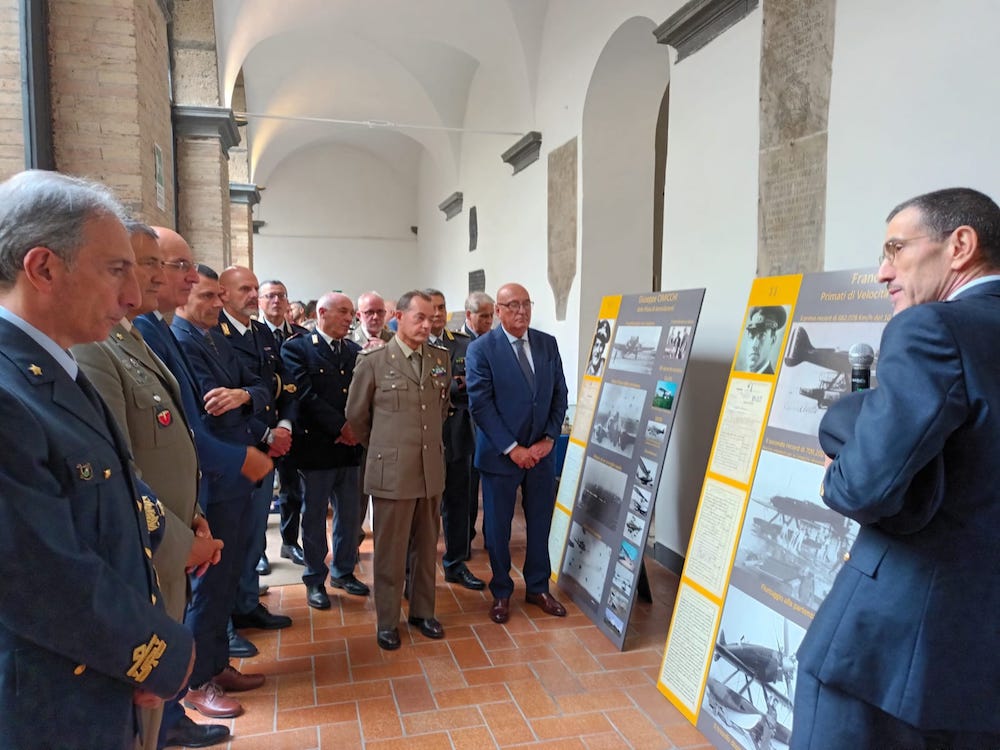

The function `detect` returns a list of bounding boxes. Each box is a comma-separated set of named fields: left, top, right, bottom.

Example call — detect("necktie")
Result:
left=514, top=338, right=534, bottom=389
left=76, top=369, right=106, bottom=417
left=409, top=351, right=422, bottom=378
left=203, top=329, right=221, bottom=357
left=331, top=339, right=342, bottom=355
left=273, top=326, right=284, bottom=345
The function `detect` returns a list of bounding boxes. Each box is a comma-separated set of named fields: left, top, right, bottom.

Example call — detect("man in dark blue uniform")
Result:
left=0, top=170, right=194, bottom=749
left=426, top=289, right=485, bottom=590
left=257, top=279, right=310, bottom=565
left=281, top=292, right=368, bottom=609
left=218, top=265, right=296, bottom=632
left=170, top=265, right=273, bottom=719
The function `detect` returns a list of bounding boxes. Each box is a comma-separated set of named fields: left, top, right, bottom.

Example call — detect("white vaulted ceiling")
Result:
left=213, top=0, right=549, bottom=186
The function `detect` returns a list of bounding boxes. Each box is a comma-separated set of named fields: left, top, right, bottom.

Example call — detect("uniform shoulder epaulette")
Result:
left=452, top=328, right=470, bottom=338
left=428, top=341, right=449, bottom=351
left=358, top=343, right=385, bottom=355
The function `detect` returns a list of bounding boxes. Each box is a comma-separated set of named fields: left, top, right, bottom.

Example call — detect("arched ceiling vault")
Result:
left=214, top=0, right=549, bottom=186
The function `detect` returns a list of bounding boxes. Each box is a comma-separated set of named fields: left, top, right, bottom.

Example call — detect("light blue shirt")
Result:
left=0, top=305, right=78, bottom=378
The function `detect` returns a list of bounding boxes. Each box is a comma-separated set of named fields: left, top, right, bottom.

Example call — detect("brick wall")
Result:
left=0, top=0, right=25, bottom=180
left=48, top=0, right=172, bottom=223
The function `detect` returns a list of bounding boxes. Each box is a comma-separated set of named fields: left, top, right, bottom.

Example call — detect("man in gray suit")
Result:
left=346, top=290, right=450, bottom=651
left=73, top=222, right=228, bottom=749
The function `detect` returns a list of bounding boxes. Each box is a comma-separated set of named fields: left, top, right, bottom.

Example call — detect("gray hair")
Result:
left=421, top=287, right=444, bottom=300
left=124, top=219, right=158, bottom=240
left=887, top=187, right=1000, bottom=267
left=0, top=170, right=128, bottom=287
left=465, top=291, right=495, bottom=313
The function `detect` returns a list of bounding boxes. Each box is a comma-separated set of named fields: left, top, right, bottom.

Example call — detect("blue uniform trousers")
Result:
left=233, top=469, right=274, bottom=615
left=480, top=457, right=556, bottom=599
left=300, top=466, right=360, bottom=585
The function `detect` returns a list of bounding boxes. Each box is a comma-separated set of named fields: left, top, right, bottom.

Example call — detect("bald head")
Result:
left=218, top=265, right=260, bottom=324
left=151, top=226, right=198, bottom=312
left=496, top=282, right=532, bottom=338
left=317, top=292, right=355, bottom=340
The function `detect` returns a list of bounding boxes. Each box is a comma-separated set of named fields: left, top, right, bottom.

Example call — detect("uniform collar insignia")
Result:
left=28, top=364, right=42, bottom=376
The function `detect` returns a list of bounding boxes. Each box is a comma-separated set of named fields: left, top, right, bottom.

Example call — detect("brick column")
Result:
left=229, top=183, right=260, bottom=269
left=171, top=0, right=238, bottom=270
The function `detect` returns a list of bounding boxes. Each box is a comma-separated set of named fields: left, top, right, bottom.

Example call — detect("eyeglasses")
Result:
left=498, top=300, right=533, bottom=312
left=162, top=259, right=195, bottom=272
left=259, top=291, right=288, bottom=300
left=879, top=230, right=952, bottom=267
left=360, top=309, right=386, bottom=316
left=136, top=258, right=164, bottom=269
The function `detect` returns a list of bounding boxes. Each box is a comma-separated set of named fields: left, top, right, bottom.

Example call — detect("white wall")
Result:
left=653, top=9, right=763, bottom=559
left=253, top=142, right=419, bottom=304
left=825, top=0, right=1000, bottom=270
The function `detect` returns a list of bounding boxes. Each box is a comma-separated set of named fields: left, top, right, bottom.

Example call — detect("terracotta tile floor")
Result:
left=187, top=513, right=712, bottom=749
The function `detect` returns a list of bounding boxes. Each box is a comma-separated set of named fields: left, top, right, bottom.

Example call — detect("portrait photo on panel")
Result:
left=665, top=325, right=693, bottom=361
left=585, top=319, right=613, bottom=378
left=734, top=305, right=790, bottom=375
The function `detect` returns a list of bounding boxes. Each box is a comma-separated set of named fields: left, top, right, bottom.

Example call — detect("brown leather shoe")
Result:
left=489, top=597, right=510, bottom=624
left=184, top=681, right=244, bottom=718
left=213, top=665, right=265, bottom=692
left=525, top=592, right=567, bottom=617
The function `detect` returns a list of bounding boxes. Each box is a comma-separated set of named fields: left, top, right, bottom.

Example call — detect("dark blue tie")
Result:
left=514, top=338, right=534, bottom=389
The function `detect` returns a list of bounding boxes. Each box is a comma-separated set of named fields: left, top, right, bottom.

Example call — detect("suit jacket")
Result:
left=345, top=338, right=450, bottom=498
left=799, top=280, right=1000, bottom=731
left=217, top=313, right=298, bottom=429
left=133, top=313, right=246, bottom=491
left=170, top=315, right=270, bottom=448
left=0, top=318, right=191, bottom=749
left=72, top=323, right=199, bottom=622
left=281, top=331, right=363, bottom=470
left=432, top=329, right=474, bottom=462
left=465, top=326, right=568, bottom=475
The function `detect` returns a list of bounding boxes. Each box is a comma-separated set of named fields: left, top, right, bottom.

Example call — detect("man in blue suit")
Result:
left=170, top=265, right=273, bottom=717
left=466, top=283, right=568, bottom=624
left=793, top=188, right=1000, bottom=749
left=0, top=170, right=194, bottom=749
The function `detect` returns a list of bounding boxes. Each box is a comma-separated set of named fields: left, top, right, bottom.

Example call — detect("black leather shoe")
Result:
left=307, top=584, right=331, bottom=610
left=376, top=627, right=401, bottom=651
left=162, top=713, right=230, bottom=747
left=444, top=566, right=485, bottom=591
left=280, top=543, right=305, bottom=566
left=227, top=631, right=258, bottom=658
left=407, top=616, right=445, bottom=639
left=232, top=603, right=291, bottom=630
left=255, top=554, right=271, bottom=575
left=329, top=574, right=370, bottom=596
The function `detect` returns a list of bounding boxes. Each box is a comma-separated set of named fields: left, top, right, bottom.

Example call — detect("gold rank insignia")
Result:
left=142, top=495, right=162, bottom=533
left=77, top=463, right=93, bottom=480
left=28, top=364, right=42, bottom=376
left=114, top=331, right=124, bottom=340
left=221, top=322, right=231, bottom=336
left=127, top=634, right=166, bottom=683
left=283, top=383, right=297, bottom=393
left=312, top=334, right=319, bottom=344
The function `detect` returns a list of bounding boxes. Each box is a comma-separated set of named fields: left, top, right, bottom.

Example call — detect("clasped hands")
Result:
left=509, top=438, right=553, bottom=469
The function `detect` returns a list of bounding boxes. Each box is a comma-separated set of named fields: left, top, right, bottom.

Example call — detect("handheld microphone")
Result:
left=848, top=343, right=875, bottom=391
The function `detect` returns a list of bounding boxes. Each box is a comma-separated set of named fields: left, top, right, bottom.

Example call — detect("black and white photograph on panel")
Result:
left=734, top=305, right=790, bottom=376
left=603, top=607, right=625, bottom=637
left=665, top=325, right=693, bottom=361
left=585, top=319, right=613, bottom=378
left=634, top=456, right=657, bottom=489
left=618, top=539, right=640, bottom=572
left=607, top=586, right=629, bottom=618
left=769, top=321, right=883, bottom=442
left=644, top=419, right=666, bottom=444
left=590, top=382, right=646, bottom=459
left=698, top=585, right=804, bottom=750
left=576, top=456, right=628, bottom=532
left=731, top=451, right=858, bottom=622
left=561, top=521, right=613, bottom=602
left=612, top=562, right=635, bottom=597
left=623, top=512, right=645, bottom=546
left=629, top=485, right=651, bottom=517
left=608, top=325, right=662, bottom=376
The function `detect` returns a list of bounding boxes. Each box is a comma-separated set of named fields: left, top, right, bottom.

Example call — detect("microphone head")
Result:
left=848, top=343, right=875, bottom=368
